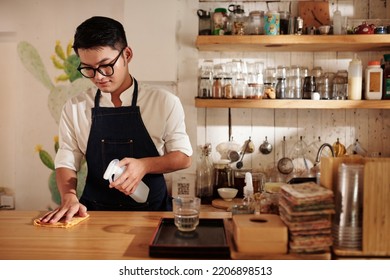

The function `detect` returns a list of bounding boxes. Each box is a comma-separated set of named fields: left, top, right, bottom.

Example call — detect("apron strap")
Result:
left=131, top=78, right=138, bottom=107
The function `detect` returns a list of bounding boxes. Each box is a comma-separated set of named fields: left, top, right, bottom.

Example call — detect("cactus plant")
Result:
left=19, top=40, right=93, bottom=206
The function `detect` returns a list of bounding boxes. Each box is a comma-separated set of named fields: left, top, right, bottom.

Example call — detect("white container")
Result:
left=333, top=9, right=342, bottom=35
left=103, top=159, right=149, bottom=203
left=364, top=60, right=383, bottom=100
left=348, top=54, right=363, bottom=100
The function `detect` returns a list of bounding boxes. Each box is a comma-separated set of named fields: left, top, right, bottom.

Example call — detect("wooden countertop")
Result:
left=0, top=210, right=230, bottom=260
left=0, top=210, right=330, bottom=260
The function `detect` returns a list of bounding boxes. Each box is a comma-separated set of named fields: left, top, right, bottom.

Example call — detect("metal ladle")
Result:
left=259, top=136, right=273, bottom=154
left=277, top=136, right=294, bottom=174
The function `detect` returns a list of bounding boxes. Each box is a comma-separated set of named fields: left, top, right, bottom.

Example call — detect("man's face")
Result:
left=77, top=46, right=131, bottom=94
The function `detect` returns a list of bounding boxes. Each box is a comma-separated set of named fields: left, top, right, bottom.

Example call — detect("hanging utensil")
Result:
left=236, top=137, right=251, bottom=169
left=259, top=136, right=273, bottom=154
left=277, top=136, right=294, bottom=174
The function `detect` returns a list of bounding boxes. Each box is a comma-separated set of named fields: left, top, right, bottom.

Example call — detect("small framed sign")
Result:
left=171, top=173, right=196, bottom=197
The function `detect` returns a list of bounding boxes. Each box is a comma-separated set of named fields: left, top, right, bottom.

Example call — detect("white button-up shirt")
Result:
left=55, top=82, right=193, bottom=171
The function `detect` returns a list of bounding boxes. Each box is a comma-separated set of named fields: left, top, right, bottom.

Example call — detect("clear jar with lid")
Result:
left=228, top=4, right=246, bottom=35
left=223, top=77, right=233, bottom=98
left=365, top=60, right=383, bottom=100
left=332, top=70, right=348, bottom=100
left=212, top=8, right=228, bottom=35
left=246, top=10, right=264, bottom=35
left=248, top=84, right=264, bottom=99
left=198, top=77, right=212, bottom=98
left=264, top=83, right=276, bottom=99
left=234, top=77, right=247, bottom=98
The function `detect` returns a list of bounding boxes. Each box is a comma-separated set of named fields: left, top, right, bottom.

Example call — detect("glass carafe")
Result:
left=196, top=143, right=214, bottom=204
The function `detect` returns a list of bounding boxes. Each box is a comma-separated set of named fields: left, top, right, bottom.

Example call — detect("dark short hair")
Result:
left=73, top=16, right=128, bottom=55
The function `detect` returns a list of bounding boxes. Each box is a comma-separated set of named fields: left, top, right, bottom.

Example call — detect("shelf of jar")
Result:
left=195, top=98, right=390, bottom=109
left=196, top=35, right=390, bottom=52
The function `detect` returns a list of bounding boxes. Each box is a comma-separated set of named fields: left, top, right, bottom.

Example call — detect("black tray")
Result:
left=149, top=218, right=230, bottom=259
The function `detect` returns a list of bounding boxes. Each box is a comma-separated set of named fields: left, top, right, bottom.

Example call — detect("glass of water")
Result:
left=173, top=196, right=201, bottom=232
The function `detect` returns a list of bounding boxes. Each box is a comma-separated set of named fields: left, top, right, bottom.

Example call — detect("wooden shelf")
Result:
left=195, top=98, right=390, bottom=109
left=196, top=34, right=390, bottom=52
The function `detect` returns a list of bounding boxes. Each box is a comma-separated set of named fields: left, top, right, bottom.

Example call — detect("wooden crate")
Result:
left=320, top=156, right=390, bottom=257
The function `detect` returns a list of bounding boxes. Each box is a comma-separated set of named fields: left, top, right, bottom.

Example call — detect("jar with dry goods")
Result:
left=212, top=77, right=223, bottom=98
left=213, top=8, right=228, bottom=35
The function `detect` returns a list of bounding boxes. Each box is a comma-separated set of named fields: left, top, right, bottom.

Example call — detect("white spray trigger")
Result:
left=243, top=172, right=253, bottom=197
left=103, top=159, right=125, bottom=183
left=103, top=158, right=150, bottom=203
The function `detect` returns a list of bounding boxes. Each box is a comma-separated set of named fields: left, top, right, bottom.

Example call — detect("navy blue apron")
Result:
left=80, top=78, right=171, bottom=211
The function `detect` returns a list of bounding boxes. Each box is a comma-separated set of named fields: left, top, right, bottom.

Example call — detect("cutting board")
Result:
left=299, top=1, right=330, bottom=29
left=212, top=198, right=242, bottom=211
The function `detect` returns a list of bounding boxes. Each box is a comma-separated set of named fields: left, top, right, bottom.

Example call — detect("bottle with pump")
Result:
left=348, top=54, right=363, bottom=100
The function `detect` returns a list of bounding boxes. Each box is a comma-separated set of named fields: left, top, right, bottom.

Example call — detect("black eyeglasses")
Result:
left=77, top=48, right=125, bottom=78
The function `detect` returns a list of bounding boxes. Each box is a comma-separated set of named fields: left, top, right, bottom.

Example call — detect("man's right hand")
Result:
left=38, top=193, right=88, bottom=224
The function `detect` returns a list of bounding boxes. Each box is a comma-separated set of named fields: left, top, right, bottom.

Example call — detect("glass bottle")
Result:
left=382, top=54, right=390, bottom=99
left=196, top=144, right=214, bottom=204
left=347, top=54, right=362, bottom=100
left=275, top=77, right=286, bottom=99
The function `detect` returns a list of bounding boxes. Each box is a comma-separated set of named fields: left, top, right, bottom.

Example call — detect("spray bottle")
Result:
left=103, top=159, right=150, bottom=203
left=242, top=172, right=255, bottom=213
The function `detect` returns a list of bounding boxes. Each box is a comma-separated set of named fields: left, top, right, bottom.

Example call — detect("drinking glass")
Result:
left=173, top=196, right=201, bottom=232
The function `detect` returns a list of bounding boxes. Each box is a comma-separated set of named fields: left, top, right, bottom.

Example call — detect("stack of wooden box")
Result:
left=232, top=214, right=288, bottom=254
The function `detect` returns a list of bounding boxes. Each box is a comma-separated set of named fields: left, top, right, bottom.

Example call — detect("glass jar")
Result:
left=212, top=8, right=228, bottom=35
left=223, top=77, right=233, bottom=98
left=246, top=10, right=264, bottom=35
left=228, top=4, right=246, bottom=35
left=213, top=160, right=233, bottom=199
left=234, top=77, right=247, bottom=98
left=197, top=9, right=211, bottom=35
left=212, top=77, right=223, bottom=98
left=279, top=11, right=290, bottom=35
left=198, top=77, right=212, bottom=98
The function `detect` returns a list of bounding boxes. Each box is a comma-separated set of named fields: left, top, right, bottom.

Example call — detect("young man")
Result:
left=41, top=16, right=192, bottom=223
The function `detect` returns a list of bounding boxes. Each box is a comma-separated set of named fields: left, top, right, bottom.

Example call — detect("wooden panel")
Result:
left=363, top=160, right=390, bottom=256
left=320, top=157, right=390, bottom=256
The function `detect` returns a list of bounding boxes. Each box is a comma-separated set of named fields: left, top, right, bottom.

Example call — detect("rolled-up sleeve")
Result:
left=55, top=97, right=90, bottom=172
left=163, top=95, right=193, bottom=157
